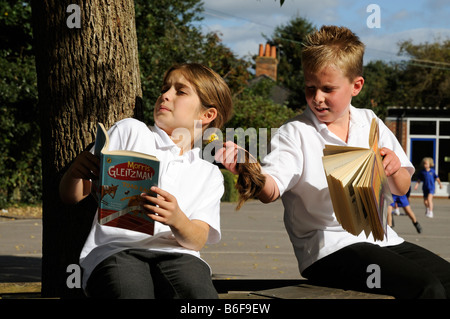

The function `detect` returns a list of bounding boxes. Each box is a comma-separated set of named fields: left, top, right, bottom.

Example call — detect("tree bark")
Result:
left=31, top=0, right=142, bottom=297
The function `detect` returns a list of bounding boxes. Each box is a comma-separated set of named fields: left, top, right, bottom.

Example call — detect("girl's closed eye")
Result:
left=175, top=84, right=191, bottom=96
left=160, top=85, right=170, bottom=94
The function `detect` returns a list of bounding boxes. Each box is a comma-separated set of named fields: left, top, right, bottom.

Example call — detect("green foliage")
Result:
left=135, top=0, right=250, bottom=123
left=352, top=60, right=400, bottom=120
left=396, top=40, right=450, bottom=108
left=265, top=16, right=315, bottom=111
left=353, top=40, right=450, bottom=118
left=229, top=77, right=297, bottom=129
left=0, top=1, right=41, bottom=207
left=227, top=77, right=298, bottom=161
left=220, top=169, right=238, bottom=202
left=0, top=0, right=250, bottom=206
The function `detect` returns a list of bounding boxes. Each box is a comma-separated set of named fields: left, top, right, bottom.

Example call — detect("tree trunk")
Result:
left=31, top=0, right=142, bottom=297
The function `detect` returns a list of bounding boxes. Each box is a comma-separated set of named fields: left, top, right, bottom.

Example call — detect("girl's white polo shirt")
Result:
left=80, top=118, right=223, bottom=289
left=261, top=106, right=414, bottom=275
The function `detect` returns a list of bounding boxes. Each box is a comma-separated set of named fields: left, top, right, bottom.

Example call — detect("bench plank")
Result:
left=0, top=282, right=41, bottom=294
left=251, top=283, right=394, bottom=299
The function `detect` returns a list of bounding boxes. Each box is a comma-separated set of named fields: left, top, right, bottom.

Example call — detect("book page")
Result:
left=324, top=150, right=371, bottom=235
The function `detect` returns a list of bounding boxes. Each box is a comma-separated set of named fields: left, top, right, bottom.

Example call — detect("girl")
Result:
left=59, top=63, right=233, bottom=298
left=414, top=157, right=443, bottom=218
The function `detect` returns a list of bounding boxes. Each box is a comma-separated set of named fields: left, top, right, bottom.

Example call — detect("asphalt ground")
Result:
left=1, top=197, right=449, bottom=284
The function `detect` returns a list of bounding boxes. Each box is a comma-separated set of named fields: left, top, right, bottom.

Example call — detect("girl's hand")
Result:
left=141, top=187, right=209, bottom=250
left=59, top=151, right=99, bottom=204
left=380, top=147, right=401, bottom=177
left=68, top=151, right=100, bottom=180
left=214, top=141, right=241, bottom=174
left=141, top=187, right=183, bottom=226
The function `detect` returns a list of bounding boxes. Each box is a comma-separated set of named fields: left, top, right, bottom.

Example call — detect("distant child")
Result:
left=217, top=26, right=450, bottom=299
left=59, top=63, right=233, bottom=298
left=387, top=194, right=422, bottom=233
left=414, top=157, right=443, bottom=218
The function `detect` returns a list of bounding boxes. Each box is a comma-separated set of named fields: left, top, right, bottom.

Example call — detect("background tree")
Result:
left=352, top=60, right=401, bottom=120
left=265, top=16, right=315, bottom=110
left=0, top=1, right=40, bottom=206
left=397, top=40, right=450, bottom=108
left=32, top=0, right=142, bottom=297
left=229, top=77, right=297, bottom=160
left=135, top=0, right=250, bottom=122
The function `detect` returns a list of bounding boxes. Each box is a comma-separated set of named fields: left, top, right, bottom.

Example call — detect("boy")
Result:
left=218, top=26, right=450, bottom=298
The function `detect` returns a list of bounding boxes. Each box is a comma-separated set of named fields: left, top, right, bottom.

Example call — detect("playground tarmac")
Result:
left=1, top=197, right=449, bottom=284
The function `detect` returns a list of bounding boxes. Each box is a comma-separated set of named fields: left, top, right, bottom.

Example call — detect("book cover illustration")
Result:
left=92, top=123, right=160, bottom=236
left=322, top=118, right=392, bottom=241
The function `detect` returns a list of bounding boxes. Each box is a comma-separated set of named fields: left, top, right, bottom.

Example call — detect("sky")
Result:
left=197, top=0, right=450, bottom=63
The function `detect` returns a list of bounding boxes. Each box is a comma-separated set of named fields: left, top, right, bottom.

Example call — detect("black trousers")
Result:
left=303, top=241, right=450, bottom=299
left=85, top=249, right=218, bottom=299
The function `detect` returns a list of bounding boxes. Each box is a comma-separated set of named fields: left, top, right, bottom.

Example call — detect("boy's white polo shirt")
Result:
left=262, top=106, right=414, bottom=275
left=80, top=118, right=223, bottom=289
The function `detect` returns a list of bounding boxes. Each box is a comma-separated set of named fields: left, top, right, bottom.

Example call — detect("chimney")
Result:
left=255, top=43, right=278, bottom=81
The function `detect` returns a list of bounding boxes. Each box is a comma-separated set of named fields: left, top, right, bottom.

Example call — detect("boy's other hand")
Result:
left=214, top=141, right=240, bottom=175
left=380, top=147, right=401, bottom=177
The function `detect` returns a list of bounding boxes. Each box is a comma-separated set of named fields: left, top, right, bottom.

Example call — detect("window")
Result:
left=409, top=121, right=436, bottom=135
left=438, top=139, right=450, bottom=182
left=439, top=121, right=450, bottom=136
left=408, top=119, right=450, bottom=183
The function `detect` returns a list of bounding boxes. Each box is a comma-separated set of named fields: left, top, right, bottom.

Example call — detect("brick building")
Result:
left=385, top=106, right=450, bottom=197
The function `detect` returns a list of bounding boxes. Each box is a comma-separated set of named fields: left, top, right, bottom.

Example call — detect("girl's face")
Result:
left=304, top=64, right=363, bottom=126
left=423, top=160, right=431, bottom=170
left=154, top=70, right=216, bottom=147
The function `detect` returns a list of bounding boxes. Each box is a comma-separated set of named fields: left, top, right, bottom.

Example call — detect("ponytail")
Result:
left=209, top=135, right=266, bottom=210
left=235, top=150, right=266, bottom=210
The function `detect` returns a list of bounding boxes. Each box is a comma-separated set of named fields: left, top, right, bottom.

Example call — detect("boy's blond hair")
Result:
left=301, top=25, right=365, bottom=81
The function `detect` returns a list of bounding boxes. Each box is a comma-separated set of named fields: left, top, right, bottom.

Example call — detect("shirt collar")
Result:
left=150, top=124, right=201, bottom=162
left=304, top=104, right=364, bottom=128
left=303, top=104, right=367, bottom=144
left=348, top=105, right=367, bottom=129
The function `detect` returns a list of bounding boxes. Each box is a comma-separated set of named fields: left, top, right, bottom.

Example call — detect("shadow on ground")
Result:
left=0, top=256, right=41, bottom=282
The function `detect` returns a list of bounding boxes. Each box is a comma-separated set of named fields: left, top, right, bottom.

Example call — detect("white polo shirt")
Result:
left=262, top=106, right=414, bottom=275
left=80, top=118, right=223, bottom=288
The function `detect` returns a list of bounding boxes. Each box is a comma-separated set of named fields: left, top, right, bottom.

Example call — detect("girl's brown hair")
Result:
left=166, top=63, right=265, bottom=209
left=235, top=152, right=266, bottom=210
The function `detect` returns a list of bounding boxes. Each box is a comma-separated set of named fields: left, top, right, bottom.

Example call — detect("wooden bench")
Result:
left=0, top=282, right=42, bottom=299
left=214, top=279, right=394, bottom=299
left=0, top=280, right=393, bottom=299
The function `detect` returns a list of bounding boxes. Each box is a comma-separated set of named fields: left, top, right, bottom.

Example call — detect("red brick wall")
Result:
left=255, top=56, right=277, bottom=81
left=385, top=118, right=407, bottom=152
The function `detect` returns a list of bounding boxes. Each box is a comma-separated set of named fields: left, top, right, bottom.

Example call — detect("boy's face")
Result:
left=304, top=64, right=363, bottom=125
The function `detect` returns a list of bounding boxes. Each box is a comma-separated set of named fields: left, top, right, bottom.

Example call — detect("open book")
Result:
left=322, top=118, right=392, bottom=241
left=92, top=123, right=160, bottom=236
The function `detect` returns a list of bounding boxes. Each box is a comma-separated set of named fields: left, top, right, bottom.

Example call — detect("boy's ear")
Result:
left=351, top=76, right=364, bottom=96
left=200, top=107, right=218, bottom=125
